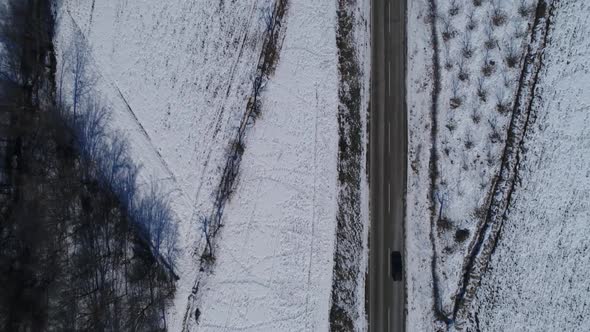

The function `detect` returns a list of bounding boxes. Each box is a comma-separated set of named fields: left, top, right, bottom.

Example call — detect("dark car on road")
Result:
left=391, top=251, right=402, bottom=281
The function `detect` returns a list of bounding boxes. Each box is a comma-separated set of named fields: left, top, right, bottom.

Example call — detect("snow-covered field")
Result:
left=53, top=0, right=361, bottom=330
left=193, top=1, right=341, bottom=330
left=466, top=1, right=590, bottom=330
left=49, top=0, right=590, bottom=330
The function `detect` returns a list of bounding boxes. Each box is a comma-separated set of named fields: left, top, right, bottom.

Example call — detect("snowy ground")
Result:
left=193, top=1, right=341, bottom=330
left=407, top=0, right=538, bottom=329
left=466, top=1, right=590, bottom=330
left=406, top=0, right=437, bottom=328
left=53, top=0, right=360, bottom=330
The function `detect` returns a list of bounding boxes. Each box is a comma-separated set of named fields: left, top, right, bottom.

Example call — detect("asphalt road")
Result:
left=368, top=0, right=406, bottom=331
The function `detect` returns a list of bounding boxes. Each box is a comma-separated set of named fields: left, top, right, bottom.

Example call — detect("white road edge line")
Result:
left=388, top=183, right=390, bottom=213
left=388, top=62, right=391, bottom=96
left=388, top=122, right=391, bottom=155
left=388, top=306, right=391, bottom=332
left=388, top=247, right=391, bottom=276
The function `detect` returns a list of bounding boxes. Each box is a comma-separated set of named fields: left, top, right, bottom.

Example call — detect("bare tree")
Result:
left=461, top=151, right=469, bottom=171
left=75, top=98, right=109, bottom=163
left=485, top=143, right=496, bottom=166
left=491, top=1, right=507, bottom=27
left=495, top=88, right=510, bottom=114
left=471, top=108, right=481, bottom=124
left=478, top=169, right=488, bottom=189
left=477, top=77, right=487, bottom=102
left=482, top=50, right=496, bottom=77
left=464, top=130, right=474, bottom=149
left=448, top=0, right=460, bottom=16
left=502, top=70, right=512, bottom=88
left=441, top=15, right=455, bottom=42
left=261, top=4, right=275, bottom=31
left=461, top=32, right=473, bottom=59
left=504, top=39, right=520, bottom=68
left=445, top=113, right=457, bottom=133
left=488, top=118, right=502, bottom=143
left=484, top=26, right=496, bottom=50
left=450, top=78, right=462, bottom=109
left=467, top=11, right=477, bottom=31
left=458, top=58, right=469, bottom=81
left=200, top=215, right=214, bottom=260
left=69, top=35, right=96, bottom=119
left=518, top=0, right=532, bottom=18
left=444, top=44, right=453, bottom=70
left=512, top=20, right=527, bottom=39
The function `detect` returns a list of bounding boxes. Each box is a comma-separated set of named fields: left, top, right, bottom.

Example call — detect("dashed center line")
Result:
left=388, top=61, right=391, bottom=96
left=388, top=2, right=391, bottom=33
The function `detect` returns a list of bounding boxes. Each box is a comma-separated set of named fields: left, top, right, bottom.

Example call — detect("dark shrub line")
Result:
left=328, top=1, right=365, bottom=330
left=428, top=0, right=450, bottom=325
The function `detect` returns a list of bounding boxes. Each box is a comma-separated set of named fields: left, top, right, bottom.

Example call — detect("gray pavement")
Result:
left=368, top=0, right=406, bottom=331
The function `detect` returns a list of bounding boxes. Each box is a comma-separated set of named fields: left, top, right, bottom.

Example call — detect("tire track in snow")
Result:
left=189, top=0, right=260, bottom=221
left=64, top=8, right=192, bottom=209
left=304, top=87, right=320, bottom=331
left=181, top=1, right=289, bottom=329
left=221, top=178, right=262, bottom=329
